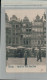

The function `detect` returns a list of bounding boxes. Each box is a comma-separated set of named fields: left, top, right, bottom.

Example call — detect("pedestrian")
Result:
left=24, top=50, right=27, bottom=66
left=37, top=50, right=39, bottom=61
left=37, top=47, right=42, bottom=62
left=38, top=48, right=42, bottom=62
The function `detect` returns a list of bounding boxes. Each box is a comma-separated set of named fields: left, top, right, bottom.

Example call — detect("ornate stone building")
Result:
left=5, top=13, right=46, bottom=48
left=32, top=15, right=44, bottom=47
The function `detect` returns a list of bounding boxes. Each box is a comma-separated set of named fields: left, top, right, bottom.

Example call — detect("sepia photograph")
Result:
left=5, top=9, right=46, bottom=72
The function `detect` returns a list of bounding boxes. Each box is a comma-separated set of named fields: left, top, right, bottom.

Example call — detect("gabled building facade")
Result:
left=5, top=13, right=46, bottom=48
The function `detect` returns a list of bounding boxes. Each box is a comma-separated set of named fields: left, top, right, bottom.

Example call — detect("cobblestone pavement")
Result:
left=7, top=57, right=46, bottom=65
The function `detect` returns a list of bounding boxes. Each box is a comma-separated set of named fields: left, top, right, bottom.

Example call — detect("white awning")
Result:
left=41, top=47, right=46, bottom=49
left=26, top=48, right=32, bottom=50
left=10, top=47, right=17, bottom=50
left=35, top=47, right=39, bottom=50
left=6, top=46, right=11, bottom=49
left=6, top=46, right=17, bottom=50
left=17, top=46, right=25, bottom=49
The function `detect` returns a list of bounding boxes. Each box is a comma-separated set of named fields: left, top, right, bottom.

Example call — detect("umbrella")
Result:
left=35, top=47, right=39, bottom=51
left=41, top=47, right=46, bottom=49
left=6, top=46, right=17, bottom=50
left=41, top=47, right=46, bottom=51
left=10, top=47, right=17, bottom=50
left=26, top=48, right=32, bottom=50
left=41, top=49, right=46, bottom=51
left=17, top=46, right=25, bottom=49
left=6, top=46, right=11, bottom=49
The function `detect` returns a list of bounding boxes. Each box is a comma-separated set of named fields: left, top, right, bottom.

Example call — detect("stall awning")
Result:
left=17, top=46, right=25, bottom=49
left=6, top=46, right=17, bottom=50
left=26, top=48, right=32, bottom=50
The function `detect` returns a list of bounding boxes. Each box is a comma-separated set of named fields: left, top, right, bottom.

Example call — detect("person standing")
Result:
left=24, top=50, right=27, bottom=66
left=37, top=47, right=42, bottom=62
left=38, top=48, right=42, bottom=62
left=37, top=50, right=39, bottom=61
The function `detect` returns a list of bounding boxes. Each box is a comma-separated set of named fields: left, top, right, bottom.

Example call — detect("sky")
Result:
left=5, top=9, right=46, bottom=21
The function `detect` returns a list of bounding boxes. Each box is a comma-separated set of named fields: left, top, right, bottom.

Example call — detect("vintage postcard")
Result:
left=5, top=9, right=46, bottom=72
left=1, top=0, right=47, bottom=80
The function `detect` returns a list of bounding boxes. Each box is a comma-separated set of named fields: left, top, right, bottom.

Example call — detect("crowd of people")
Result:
left=6, top=46, right=46, bottom=66
left=24, top=47, right=42, bottom=65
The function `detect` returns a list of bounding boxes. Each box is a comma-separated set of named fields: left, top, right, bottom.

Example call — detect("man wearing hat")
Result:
left=37, top=47, right=42, bottom=62
left=24, top=50, right=27, bottom=65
